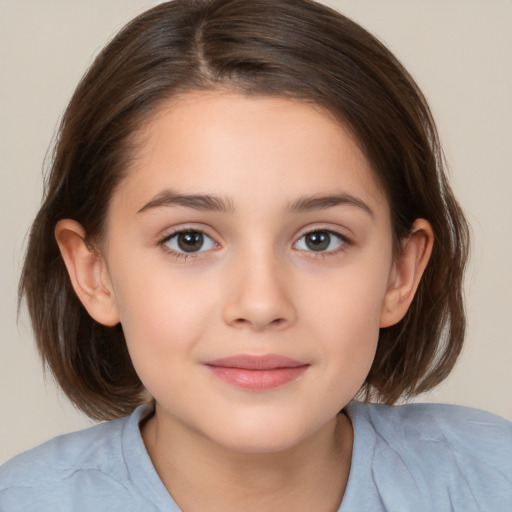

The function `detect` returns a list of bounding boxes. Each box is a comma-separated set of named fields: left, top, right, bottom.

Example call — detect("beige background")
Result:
left=1, top=0, right=511, bottom=464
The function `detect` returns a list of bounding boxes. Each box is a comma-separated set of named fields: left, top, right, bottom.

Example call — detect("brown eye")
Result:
left=304, top=231, right=331, bottom=251
left=295, top=230, right=346, bottom=253
left=163, top=230, right=217, bottom=254
left=177, top=232, right=204, bottom=252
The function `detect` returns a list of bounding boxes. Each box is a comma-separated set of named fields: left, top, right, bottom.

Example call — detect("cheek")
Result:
left=300, top=256, right=391, bottom=384
left=316, top=303, right=380, bottom=406
left=304, top=257, right=390, bottom=336
left=108, top=258, right=217, bottom=382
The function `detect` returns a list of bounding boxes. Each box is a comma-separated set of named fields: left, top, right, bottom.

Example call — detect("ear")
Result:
left=380, top=219, right=434, bottom=328
left=55, top=219, right=120, bottom=327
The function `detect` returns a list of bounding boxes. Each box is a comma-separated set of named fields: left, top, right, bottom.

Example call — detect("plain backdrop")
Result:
left=1, top=0, right=511, bottom=464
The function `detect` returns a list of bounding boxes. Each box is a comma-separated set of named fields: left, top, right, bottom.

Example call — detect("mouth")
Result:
left=204, top=354, right=310, bottom=391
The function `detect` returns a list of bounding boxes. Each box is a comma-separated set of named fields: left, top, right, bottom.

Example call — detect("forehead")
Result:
left=114, top=92, right=388, bottom=214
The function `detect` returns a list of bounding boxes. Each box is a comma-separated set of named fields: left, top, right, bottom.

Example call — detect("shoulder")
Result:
left=1, top=415, right=127, bottom=485
left=348, top=401, right=512, bottom=470
left=351, top=400, right=512, bottom=441
left=0, top=405, right=155, bottom=511
left=345, top=402, right=512, bottom=510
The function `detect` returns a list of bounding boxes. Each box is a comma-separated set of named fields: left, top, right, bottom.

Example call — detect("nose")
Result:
left=222, top=251, right=297, bottom=332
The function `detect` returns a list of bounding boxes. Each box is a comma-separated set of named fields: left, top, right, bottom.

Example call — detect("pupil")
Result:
left=177, top=232, right=204, bottom=252
left=305, top=231, right=330, bottom=251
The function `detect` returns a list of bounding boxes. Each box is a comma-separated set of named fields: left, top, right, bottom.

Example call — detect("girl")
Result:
left=1, top=0, right=511, bottom=510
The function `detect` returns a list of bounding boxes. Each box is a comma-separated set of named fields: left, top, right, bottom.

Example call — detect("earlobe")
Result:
left=55, top=219, right=120, bottom=327
left=379, top=219, right=434, bottom=328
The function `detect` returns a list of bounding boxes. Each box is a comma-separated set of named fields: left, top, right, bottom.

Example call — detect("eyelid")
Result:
left=293, top=227, right=351, bottom=254
left=157, top=224, right=352, bottom=260
left=297, top=224, right=351, bottom=242
left=158, top=222, right=218, bottom=241
left=158, top=225, right=221, bottom=258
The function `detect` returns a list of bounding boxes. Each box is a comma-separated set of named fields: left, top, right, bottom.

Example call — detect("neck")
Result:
left=141, top=407, right=353, bottom=512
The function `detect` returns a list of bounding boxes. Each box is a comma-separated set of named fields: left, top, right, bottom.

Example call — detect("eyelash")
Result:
left=159, top=228, right=219, bottom=261
left=293, top=228, right=351, bottom=258
left=158, top=227, right=351, bottom=261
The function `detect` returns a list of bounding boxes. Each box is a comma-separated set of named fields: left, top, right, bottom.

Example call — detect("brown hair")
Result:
left=20, top=0, right=469, bottom=420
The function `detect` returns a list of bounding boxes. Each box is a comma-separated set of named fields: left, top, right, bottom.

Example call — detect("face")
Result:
left=102, top=92, right=395, bottom=453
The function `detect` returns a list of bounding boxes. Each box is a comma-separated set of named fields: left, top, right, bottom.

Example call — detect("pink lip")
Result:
left=204, top=354, right=309, bottom=390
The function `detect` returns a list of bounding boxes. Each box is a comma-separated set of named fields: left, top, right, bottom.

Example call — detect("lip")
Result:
left=204, top=354, right=309, bottom=391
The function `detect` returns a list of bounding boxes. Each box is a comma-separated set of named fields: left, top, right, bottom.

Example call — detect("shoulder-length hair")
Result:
left=20, top=0, right=469, bottom=420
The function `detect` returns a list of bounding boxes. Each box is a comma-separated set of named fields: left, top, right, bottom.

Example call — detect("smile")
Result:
left=204, top=354, right=310, bottom=391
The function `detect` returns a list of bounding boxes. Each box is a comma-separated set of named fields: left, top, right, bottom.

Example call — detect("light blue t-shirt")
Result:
left=1, top=402, right=511, bottom=511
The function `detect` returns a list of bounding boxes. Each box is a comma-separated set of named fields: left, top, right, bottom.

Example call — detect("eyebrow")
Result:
left=286, top=193, right=374, bottom=217
left=138, top=189, right=373, bottom=217
left=138, top=189, right=236, bottom=214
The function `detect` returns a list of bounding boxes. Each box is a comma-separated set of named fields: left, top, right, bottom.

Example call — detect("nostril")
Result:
left=222, top=289, right=297, bottom=331
left=230, top=316, right=287, bottom=331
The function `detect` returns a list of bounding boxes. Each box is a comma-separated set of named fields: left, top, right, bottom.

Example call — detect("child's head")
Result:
left=21, top=0, right=468, bottom=422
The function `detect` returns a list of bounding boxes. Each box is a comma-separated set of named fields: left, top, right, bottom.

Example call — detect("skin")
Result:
left=56, top=92, right=433, bottom=511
